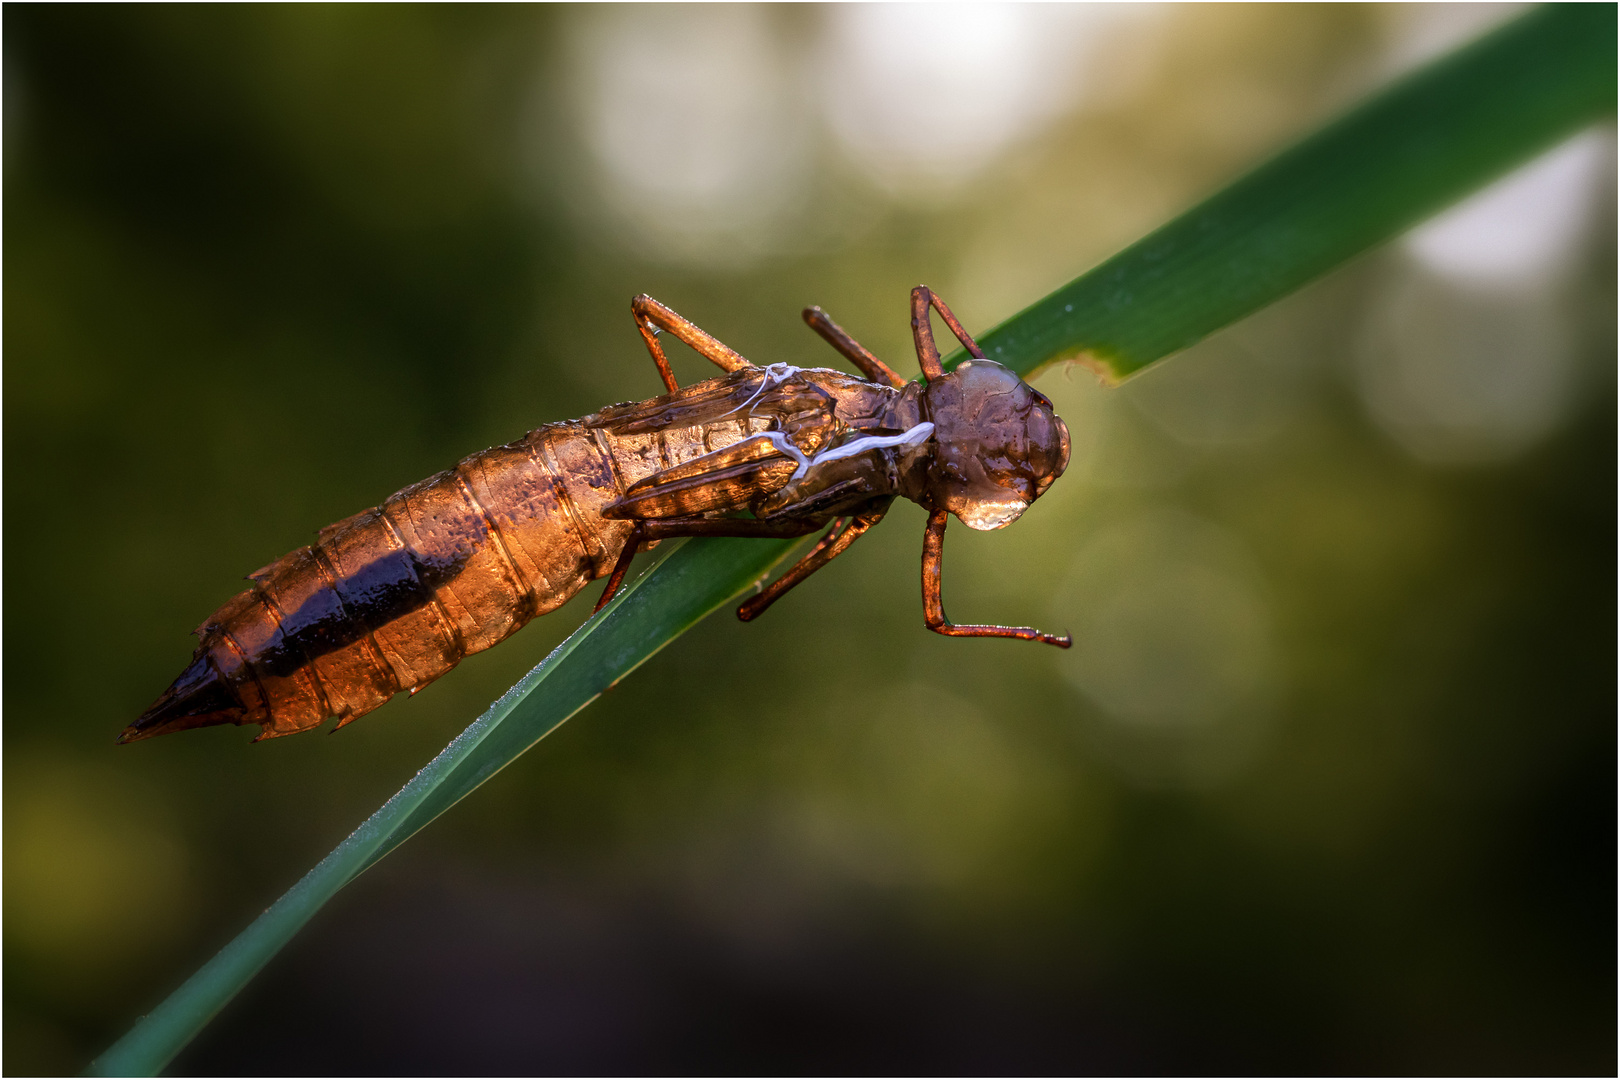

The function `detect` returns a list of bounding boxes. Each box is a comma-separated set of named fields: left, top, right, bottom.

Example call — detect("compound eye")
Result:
left=1027, top=404, right=1052, bottom=445
left=1025, top=408, right=1055, bottom=474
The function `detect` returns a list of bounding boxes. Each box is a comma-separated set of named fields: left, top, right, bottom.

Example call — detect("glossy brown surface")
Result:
left=124, top=287, right=1069, bottom=744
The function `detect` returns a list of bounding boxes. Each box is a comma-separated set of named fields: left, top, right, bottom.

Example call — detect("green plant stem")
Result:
left=88, top=536, right=801, bottom=1076
left=90, top=5, right=1614, bottom=1075
left=964, top=3, right=1616, bottom=381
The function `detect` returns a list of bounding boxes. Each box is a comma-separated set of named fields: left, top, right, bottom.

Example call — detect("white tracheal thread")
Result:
left=638, top=420, right=935, bottom=507
left=758, top=421, right=935, bottom=482
left=723, top=362, right=803, bottom=418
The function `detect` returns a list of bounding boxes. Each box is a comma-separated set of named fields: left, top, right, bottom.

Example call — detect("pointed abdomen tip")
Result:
left=121, top=653, right=246, bottom=743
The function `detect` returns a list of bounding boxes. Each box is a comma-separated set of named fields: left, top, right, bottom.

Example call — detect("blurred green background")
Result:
left=5, top=5, right=1614, bottom=1074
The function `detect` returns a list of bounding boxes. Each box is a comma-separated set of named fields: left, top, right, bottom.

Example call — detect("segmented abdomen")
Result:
left=162, top=419, right=694, bottom=740
left=126, top=367, right=797, bottom=744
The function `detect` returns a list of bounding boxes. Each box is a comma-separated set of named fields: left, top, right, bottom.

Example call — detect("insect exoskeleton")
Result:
left=915, top=359, right=1071, bottom=531
left=122, top=286, right=1072, bottom=746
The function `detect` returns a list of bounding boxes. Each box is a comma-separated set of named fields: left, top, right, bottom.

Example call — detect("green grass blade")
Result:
left=88, top=535, right=801, bottom=1077
left=90, top=6, right=1614, bottom=1075
left=963, top=3, right=1616, bottom=382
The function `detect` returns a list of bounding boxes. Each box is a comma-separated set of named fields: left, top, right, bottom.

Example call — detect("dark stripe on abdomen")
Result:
left=246, top=524, right=471, bottom=682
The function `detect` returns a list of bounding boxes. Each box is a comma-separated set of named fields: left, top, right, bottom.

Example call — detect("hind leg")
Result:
left=631, top=294, right=754, bottom=393
left=594, top=514, right=824, bottom=612
left=737, top=502, right=889, bottom=622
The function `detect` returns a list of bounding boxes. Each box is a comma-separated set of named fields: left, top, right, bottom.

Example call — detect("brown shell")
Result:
left=124, top=367, right=906, bottom=742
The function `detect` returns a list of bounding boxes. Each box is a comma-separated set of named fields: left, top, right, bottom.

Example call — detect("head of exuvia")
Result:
left=908, top=359, right=1070, bottom=530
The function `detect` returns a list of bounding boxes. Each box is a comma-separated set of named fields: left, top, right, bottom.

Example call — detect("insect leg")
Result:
left=737, top=502, right=889, bottom=622
left=632, top=294, right=754, bottom=394
left=801, top=306, right=908, bottom=389
left=920, top=508, right=1071, bottom=647
left=594, top=524, right=647, bottom=613
left=910, top=286, right=989, bottom=383
left=594, top=514, right=825, bottom=612
left=640, top=516, right=824, bottom=540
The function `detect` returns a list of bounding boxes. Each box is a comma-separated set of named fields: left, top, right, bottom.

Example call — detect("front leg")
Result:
left=920, top=508, right=1071, bottom=647
left=910, top=286, right=989, bottom=383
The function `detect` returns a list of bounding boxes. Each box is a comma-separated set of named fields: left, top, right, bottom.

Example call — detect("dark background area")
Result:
left=4, top=6, right=1614, bottom=1075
